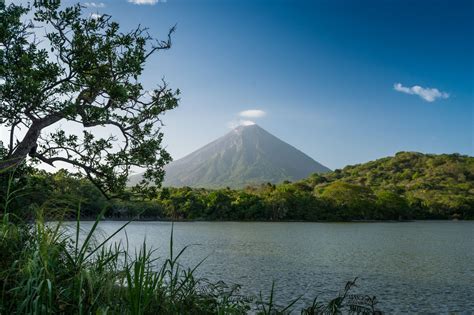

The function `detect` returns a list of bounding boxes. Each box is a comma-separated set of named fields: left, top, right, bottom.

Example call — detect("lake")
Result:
left=74, top=221, right=474, bottom=313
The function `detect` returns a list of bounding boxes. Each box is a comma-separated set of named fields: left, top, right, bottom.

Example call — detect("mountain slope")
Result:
left=130, top=124, right=330, bottom=188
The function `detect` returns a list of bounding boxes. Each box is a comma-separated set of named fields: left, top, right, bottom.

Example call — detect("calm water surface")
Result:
left=75, top=221, right=474, bottom=313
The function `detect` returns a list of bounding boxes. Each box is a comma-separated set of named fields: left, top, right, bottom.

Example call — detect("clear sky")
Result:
left=5, top=0, right=474, bottom=170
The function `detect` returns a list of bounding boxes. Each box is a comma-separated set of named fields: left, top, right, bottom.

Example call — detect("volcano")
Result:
left=129, top=124, right=330, bottom=188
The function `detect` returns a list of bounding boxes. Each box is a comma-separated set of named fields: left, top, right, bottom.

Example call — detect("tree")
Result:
left=0, top=1, right=179, bottom=196
left=231, top=191, right=265, bottom=220
left=206, top=190, right=232, bottom=220
left=264, top=186, right=291, bottom=221
left=375, top=190, right=409, bottom=220
left=320, top=181, right=376, bottom=219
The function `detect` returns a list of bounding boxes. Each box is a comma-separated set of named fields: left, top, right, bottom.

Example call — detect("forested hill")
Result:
left=300, top=152, right=474, bottom=216
left=4, top=152, right=473, bottom=221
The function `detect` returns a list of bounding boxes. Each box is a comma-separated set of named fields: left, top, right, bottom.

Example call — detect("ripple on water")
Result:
left=72, top=221, right=474, bottom=313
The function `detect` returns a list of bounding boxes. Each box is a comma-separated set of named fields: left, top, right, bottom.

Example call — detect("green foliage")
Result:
left=319, top=182, right=376, bottom=220
left=0, top=211, right=380, bottom=314
left=150, top=152, right=472, bottom=221
left=0, top=213, right=252, bottom=314
left=231, top=191, right=267, bottom=220
left=0, top=1, right=179, bottom=195
left=0, top=156, right=383, bottom=314
left=1, top=167, right=109, bottom=219
left=3, top=152, right=473, bottom=222
left=375, top=190, right=409, bottom=220
left=309, top=152, right=474, bottom=219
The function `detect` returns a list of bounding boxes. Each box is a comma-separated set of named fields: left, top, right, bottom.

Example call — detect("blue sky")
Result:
left=9, top=0, right=474, bottom=169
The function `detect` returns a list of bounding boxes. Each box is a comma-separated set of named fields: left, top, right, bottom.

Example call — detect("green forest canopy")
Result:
left=4, top=151, right=473, bottom=221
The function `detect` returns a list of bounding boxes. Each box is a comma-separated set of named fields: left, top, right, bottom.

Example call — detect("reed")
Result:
left=0, top=171, right=380, bottom=314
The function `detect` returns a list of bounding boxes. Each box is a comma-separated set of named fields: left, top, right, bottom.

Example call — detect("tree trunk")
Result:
left=0, top=115, right=62, bottom=171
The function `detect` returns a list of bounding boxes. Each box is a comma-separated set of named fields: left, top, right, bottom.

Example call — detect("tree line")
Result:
left=2, top=152, right=472, bottom=221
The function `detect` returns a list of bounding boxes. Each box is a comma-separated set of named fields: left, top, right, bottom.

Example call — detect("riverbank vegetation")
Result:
left=1, top=164, right=384, bottom=314
left=3, top=152, right=473, bottom=222
left=0, top=207, right=381, bottom=314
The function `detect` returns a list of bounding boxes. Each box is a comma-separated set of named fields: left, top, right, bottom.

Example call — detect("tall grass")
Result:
left=0, top=208, right=255, bottom=314
left=0, top=170, right=381, bottom=314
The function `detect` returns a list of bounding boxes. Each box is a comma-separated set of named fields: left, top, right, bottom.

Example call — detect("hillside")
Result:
left=301, top=151, right=474, bottom=215
left=13, top=152, right=473, bottom=221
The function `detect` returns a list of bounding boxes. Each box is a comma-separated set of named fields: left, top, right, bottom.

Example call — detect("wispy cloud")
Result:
left=226, top=109, right=266, bottom=128
left=394, top=83, right=449, bottom=102
left=127, top=0, right=161, bottom=5
left=84, top=2, right=106, bottom=8
left=227, top=120, right=256, bottom=129
left=239, top=109, right=266, bottom=118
